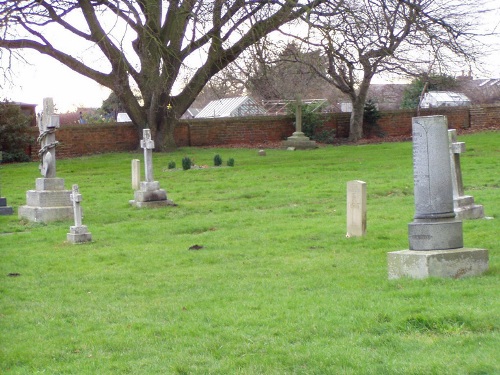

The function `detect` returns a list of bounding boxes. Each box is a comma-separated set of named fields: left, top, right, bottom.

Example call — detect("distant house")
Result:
left=459, top=78, right=500, bottom=105
left=5, top=102, right=37, bottom=127
left=420, top=91, right=471, bottom=108
left=181, top=107, right=200, bottom=119
left=195, top=96, right=266, bottom=118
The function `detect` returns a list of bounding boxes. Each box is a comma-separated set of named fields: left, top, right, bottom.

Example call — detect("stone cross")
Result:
left=71, top=184, right=83, bottom=227
left=67, top=184, right=92, bottom=243
left=140, top=129, right=155, bottom=182
left=37, top=98, right=60, bottom=178
left=448, top=129, right=466, bottom=199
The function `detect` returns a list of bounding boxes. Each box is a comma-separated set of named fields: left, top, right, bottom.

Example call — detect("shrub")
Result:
left=214, top=154, right=223, bottom=166
left=0, top=101, right=33, bottom=162
left=168, top=161, right=176, bottom=169
left=363, top=99, right=384, bottom=137
left=182, top=157, right=192, bottom=170
left=227, top=158, right=235, bottom=167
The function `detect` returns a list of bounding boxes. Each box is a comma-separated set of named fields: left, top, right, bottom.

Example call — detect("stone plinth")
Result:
left=282, top=132, right=317, bottom=150
left=18, top=178, right=73, bottom=223
left=388, top=248, right=489, bottom=279
left=454, top=195, right=485, bottom=220
left=0, top=197, right=14, bottom=215
left=67, top=225, right=92, bottom=243
left=130, top=181, right=175, bottom=208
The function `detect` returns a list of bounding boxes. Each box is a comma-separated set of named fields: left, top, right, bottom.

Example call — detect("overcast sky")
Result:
left=1, top=2, right=499, bottom=113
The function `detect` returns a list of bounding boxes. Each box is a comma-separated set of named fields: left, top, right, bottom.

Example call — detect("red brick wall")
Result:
left=25, top=105, right=498, bottom=159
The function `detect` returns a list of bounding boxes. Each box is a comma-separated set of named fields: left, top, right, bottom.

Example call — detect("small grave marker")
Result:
left=346, top=180, right=367, bottom=237
left=67, top=184, right=92, bottom=243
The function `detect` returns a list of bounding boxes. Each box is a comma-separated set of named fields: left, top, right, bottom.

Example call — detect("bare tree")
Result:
left=299, top=0, right=485, bottom=141
left=0, top=0, right=327, bottom=150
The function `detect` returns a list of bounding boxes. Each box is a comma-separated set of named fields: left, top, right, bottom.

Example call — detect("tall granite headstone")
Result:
left=18, top=98, right=73, bottom=222
left=388, top=116, right=488, bottom=279
left=130, top=129, right=175, bottom=207
left=0, top=152, right=14, bottom=215
left=448, top=129, right=484, bottom=219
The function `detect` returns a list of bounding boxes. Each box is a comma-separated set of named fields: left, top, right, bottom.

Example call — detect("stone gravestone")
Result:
left=346, top=180, right=367, bottom=237
left=388, top=116, right=488, bottom=279
left=282, top=99, right=317, bottom=150
left=130, top=129, right=175, bottom=207
left=67, top=184, right=92, bottom=243
left=0, top=152, right=14, bottom=215
left=131, top=159, right=141, bottom=190
left=18, top=98, right=74, bottom=222
left=448, top=129, right=484, bottom=219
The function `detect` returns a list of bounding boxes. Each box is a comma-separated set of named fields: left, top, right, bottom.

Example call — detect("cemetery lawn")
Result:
left=1, top=131, right=499, bottom=374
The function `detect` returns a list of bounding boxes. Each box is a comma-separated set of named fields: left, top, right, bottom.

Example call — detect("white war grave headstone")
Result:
left=0, top=151, right=14, bottom=215
left=282, top=98, right=317, bottom=150
left=131, top=159, right=141, bottom=190
left=388, top=116, right=488, bottom=279
left=67, top=184, right=92, bottom=243
left=18, top=98, right=74, bottom=223
left=448, top=129, right=485, bottom=219
left=346, top=180, right=367, bottom=237
left=130, top=129, right=175, bottom=207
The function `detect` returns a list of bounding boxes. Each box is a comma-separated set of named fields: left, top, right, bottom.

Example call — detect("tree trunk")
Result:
left=152, top=111, right=178, bottom=152
left=349, top=98, right=365, bottom=142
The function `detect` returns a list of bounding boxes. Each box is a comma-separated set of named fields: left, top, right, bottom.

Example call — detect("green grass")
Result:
left=1, top=132, right=499, bottom=374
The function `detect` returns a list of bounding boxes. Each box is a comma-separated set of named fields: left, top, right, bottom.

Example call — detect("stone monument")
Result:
left=132, top=159, right=141, bottom=190
left=346, top=180, right=367, bottom=237
left=282, top=100, right=317, bottom=150
left=388, top=116, right=488, bottom=279
left=18, top=98, right=73, bottom=222
left=448, top=129, right=484, bottom=219
left=0, top=152, right=14, bottom=215
left=67, top=184, right=92, bottom=243
left=130, top=129, right=174, bottom=207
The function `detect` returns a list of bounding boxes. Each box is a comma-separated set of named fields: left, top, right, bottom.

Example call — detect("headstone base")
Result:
left=18, top=178, right=73, bottom=223
left=454, top=195, right=485, bottom=220
left=408, top=219, right=463, bottom=250
left=282, top=132, right=317, bottom=150
left=130, top=180, right=175, bottom=208
left=67, top=225, right=92, bottom=243
left=0, top=197, right=14, bottom=215
left=388, top=248, right=489, bottom=279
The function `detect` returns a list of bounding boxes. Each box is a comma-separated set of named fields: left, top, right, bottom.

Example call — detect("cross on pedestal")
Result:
left=71, top=184, right=83, bottom=227
left=448, top=129, right=466, bottom=199
left=37, top=98, right=60, bottom=178
left=140, top=129, right=155, bottom=182
left=67, top=184, right=92, bottom=243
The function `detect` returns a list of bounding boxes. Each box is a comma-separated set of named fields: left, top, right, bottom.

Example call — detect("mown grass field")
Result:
left=1, top=131, right=498, bottom=374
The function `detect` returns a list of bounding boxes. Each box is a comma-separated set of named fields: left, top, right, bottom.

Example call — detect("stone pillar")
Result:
left=130, top=129, right=175, bottom=208
left=19, top=98, right=73, bottom=223
left=346, top=180, right=367, bottom=237
left=132, top=159, right=141, bottom=190
left=408, top=116, right=462, bottom=250
left=448, top=130, right=484, bottom=219
left=67, top=184, right=92, bottom=243
left=388, top=116, right=488, bottom=279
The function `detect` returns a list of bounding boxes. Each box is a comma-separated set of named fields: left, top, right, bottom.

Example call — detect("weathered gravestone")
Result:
left=282, top=100, right=317, bottom=150
left=130, top=129, right=175, bottom=208
left=448, top=129, right=485, bottom=219
left=67, top=184, right=92, bottom=243
left=18, top=98, right=73, bottom=222
left=388, top=116, right=488, bottom=279
left=0, top=152, right=14, bottom=215
left=346, top=180, right=367, bottom=237
left=131, top=159, right=141, bottom=190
